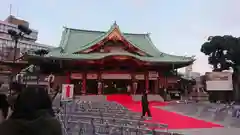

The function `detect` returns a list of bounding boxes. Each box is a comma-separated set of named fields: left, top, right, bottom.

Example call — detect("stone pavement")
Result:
left=155, top=103, right=240, bottom=135
left=169, top=128, right=240, bottom=135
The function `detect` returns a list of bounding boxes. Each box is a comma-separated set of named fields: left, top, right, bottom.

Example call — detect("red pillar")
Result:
left=145, top=72, right=149, bottom=92
left=155, top=76, right=159, bottom=94
left=131, top=73, right=135, bottom=94
left=81, top=73, right=86, bottom=95
left=165, top=76, right=168, bottom=88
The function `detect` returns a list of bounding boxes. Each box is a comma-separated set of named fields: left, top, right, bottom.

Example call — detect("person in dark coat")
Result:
left=0, top=87, right=62, bottom=135
left=0, top=93, right=9, bottom=123
left=7, top=82, right=23, bottom=111
left=141, top=91, right=152, bottom=117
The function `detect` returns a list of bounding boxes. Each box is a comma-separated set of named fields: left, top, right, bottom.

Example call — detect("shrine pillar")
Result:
left=159, top=76, right=165, bottom=89
left=131, top=73, right=135, bottom=94
left=145, top=72, right=149, bottom=92
left=164, top=76, right=168, bottom=88
left=81, top=73, right=86, bottom=95
left=154, top=76, right=159, bottom=94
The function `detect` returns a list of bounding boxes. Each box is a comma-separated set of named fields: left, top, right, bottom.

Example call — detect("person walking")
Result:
left=0, top=87, right=62, bottom=135
left=141, top=91, right=152, bottom=117
left=52, top=85, right=62, bottom=112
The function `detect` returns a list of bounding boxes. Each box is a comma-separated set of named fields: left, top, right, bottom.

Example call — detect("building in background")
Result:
left=0, top=15, right=52, bottom=88
left=0, top=15, right=52, bottom=61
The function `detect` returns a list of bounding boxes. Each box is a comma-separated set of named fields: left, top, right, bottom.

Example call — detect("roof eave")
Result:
left=25, top=54, right=194, bottom=65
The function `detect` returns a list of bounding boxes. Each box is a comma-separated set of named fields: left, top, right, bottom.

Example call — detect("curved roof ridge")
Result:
left=161, top=51, right=194, bottom=59
left=61, top=28, right=71, bottom=50
left=124, top=33, right=148, bottom=36
left=111, top=24, right=152, bottom=56
left=63, top=26, right=149, bottom=36
left=64, top=27, right=105, bottom=34
left=144, top=34, right=164, bottom=56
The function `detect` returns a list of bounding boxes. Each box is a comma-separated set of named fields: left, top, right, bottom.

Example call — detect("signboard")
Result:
left=23, top=75, right=38, bottom=82
left=71, top=73, right=82, bottom=79
left=135, top=72, right=159, bottom=80
left=149, top=71, right=158, bottom=78
left=87, top=73, right=98, bottom=79
left=102, top=73, right=131, bottom=79
left=21, top=75, right=48, bottom=85
left=71, top=73, right=97, bottom=79
left=135, top=74, right=144, bottom=80
left=61, top=84, right=74, bottom=101
left=205, top=72, right=233, bottom=91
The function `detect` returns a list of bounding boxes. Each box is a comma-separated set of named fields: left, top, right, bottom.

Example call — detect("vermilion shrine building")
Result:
left=25, top=23, right=194, bottom=95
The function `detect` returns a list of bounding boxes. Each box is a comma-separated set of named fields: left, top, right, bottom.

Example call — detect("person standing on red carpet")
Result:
left=141, top=91, right=152, bottom=117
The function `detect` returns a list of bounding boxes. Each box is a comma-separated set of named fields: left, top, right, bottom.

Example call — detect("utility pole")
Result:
left=8, top=24, right=32, bottom=94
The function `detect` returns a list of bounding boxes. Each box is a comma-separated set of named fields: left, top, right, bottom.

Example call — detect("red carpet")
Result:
left=106, top=94, right=133, bottom=104
left=106, top=95, right=223, bottom=129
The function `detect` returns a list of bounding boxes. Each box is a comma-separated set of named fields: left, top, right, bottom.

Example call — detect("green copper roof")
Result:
left=59, top=23, right=160, bottom=56
left=45, top=23, right=194, bottom=63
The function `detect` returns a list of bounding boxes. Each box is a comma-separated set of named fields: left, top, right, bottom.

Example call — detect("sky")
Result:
left=1, top=0, right=240, bottom=74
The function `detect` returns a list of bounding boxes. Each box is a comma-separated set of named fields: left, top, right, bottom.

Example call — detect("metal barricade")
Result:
left=57, top=100, right=174, bottom=135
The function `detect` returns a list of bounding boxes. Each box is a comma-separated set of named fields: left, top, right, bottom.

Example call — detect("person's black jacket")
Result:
left=1, top=87, right=62, bottom=135
left=0, top=94, right=9, bottom=118
left=141, top=94, right=149, bottom=108
left=0, top=109, right=62, bottom=135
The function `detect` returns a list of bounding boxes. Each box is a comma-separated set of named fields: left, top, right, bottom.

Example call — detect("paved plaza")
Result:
left=155, top=102, right=240, bottom=135
left=169, top=128, right=240, bottom=135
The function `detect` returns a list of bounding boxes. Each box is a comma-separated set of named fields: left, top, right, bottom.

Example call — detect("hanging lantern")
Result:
left=133, top=82, right=138, bottom=90
left=98, top=82, right=102, bottom=89
left=48, top=74, right=55, bottom=83
left=48, top=74, right=55, bottom=89
left=16, top=74, right=23, bottom=83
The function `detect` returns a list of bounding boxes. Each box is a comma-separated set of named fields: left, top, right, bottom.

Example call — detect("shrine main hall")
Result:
left=25, top=23, right=194, bottom=95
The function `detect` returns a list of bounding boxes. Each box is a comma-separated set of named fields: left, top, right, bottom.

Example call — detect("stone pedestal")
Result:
left=97, top=82, right=102, bottom=95
left=190, top=91, right=209, bottom=102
